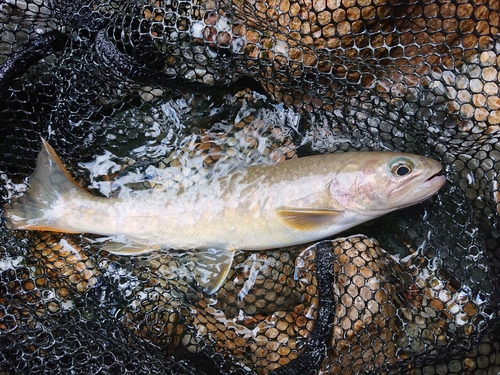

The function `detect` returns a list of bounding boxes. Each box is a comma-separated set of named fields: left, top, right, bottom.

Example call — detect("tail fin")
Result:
left=2, top=138, right=91, bottom=232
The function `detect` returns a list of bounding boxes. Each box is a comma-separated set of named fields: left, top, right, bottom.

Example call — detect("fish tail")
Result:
left=2, top=138, right=91, bottom=232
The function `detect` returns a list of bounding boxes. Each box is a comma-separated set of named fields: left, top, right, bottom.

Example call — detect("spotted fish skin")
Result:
left=2, top=139, right=445, bottom=293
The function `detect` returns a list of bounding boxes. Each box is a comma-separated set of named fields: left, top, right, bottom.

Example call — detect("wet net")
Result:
left=0, top=0, right=499, bottom=373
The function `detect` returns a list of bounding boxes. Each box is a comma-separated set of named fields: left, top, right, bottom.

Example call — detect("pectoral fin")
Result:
left=189, top=249, right=235, bottom=295
left=276, top=208, right=344, bottom=231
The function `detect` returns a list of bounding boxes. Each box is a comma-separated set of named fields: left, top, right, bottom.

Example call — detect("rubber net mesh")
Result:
left=0, top=0, right=499, bottom=373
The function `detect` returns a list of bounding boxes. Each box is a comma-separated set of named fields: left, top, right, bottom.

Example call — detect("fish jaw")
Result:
left=409, top=174, right=447, bottom=204
left=386, top=158, right=446, bottom=210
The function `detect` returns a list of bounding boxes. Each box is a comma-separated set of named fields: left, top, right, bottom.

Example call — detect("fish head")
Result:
left=328, top=152, right=446, bottom=215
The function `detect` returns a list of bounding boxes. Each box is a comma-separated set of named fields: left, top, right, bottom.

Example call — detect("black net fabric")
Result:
left=0, top=0, right=499, bottom=373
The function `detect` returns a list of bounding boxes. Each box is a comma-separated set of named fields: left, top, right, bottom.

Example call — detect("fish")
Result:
left=2, top=139, right=446, bottom=293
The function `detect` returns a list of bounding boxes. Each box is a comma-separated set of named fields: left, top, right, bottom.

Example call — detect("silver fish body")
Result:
left=2, top=139, right=446, bottom=292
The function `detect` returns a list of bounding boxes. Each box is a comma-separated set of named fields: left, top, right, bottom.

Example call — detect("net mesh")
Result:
left=0, top=0, right=499, bottom=373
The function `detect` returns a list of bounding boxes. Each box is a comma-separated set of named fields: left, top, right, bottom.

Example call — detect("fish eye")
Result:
left=390, top=162, right=413, bottom=177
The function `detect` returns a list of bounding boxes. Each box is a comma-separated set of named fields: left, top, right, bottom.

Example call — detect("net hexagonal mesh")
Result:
left=0, top=0, right=499, bottom=373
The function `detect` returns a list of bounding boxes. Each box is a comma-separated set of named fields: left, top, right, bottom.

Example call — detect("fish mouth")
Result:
left=425, top=172, right=445, bottom=184
left=388, top=168, right=446, bottom=208
left=417, top=173, right=447, bottom=201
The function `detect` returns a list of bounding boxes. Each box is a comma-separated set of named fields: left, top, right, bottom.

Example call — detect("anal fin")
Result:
left=99, top=237, right=159, bottom=255
left=98, top=238, right=235, bottom=294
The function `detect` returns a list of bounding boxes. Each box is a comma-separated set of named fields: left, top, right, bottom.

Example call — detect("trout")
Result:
left=3, top=139, right=446, bottom=293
